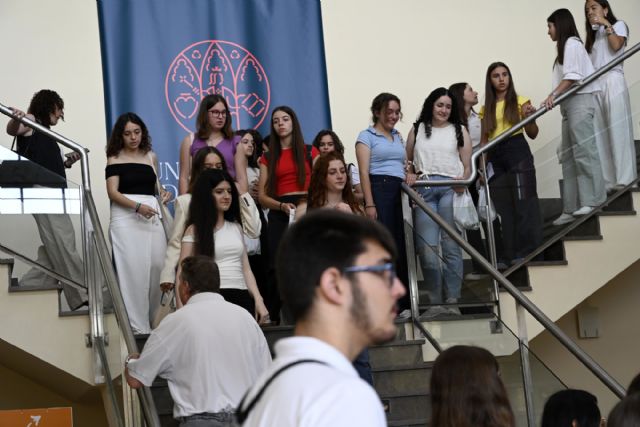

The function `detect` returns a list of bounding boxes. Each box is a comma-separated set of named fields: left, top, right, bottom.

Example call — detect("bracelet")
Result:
left=279, top=202, right=283, bottom=211
left=135, top=202, right=141, bottom=212
left=365, top=205, right=376, bottom=209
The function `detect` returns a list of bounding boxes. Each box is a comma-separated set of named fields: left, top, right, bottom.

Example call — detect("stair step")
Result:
left=381, top=392, right=430, bottom=423
left=372, top=363, right=432, bottom=395
left=8, top=282, right=61, bottom=292
left=370, top=340, right=425, bottom=368
left=525, top=260, right=568, bottom=267
left=563, top=235, right=603, bottom=241
left=387, top=418, right=428, bottom=427
left=598, top=209, right=636, bottom=216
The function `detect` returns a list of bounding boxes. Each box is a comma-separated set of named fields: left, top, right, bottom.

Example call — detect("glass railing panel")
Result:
left=415, top=308, right=565, bottom=427
left=405, top=208, right=498, bottom=319
left=0, top=144, right=86, bottom=309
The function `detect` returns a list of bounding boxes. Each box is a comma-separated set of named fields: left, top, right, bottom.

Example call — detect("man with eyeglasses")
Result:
left=236, top=210, right=406, bottom=426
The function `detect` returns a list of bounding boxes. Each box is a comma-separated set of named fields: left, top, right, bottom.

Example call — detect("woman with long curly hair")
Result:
left=106, top=112, right=170, bottom=333
left=430, top=345, right=515, bottom=427
left=179, top=169, right=269, bottom=323
left=301, top=152, right=363, bottom=216
left=406, top=87, right=472, bottom=318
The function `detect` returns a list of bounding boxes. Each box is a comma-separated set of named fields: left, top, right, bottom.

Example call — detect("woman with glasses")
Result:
left=106, top=112, right=171, bottom=333
left=179, top=168, right=269, bottom=323
left=177, top=94, right=248, bottom=195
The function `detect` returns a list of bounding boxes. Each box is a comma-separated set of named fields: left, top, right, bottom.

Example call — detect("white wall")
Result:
left=1, top=0, right=639, bottom=224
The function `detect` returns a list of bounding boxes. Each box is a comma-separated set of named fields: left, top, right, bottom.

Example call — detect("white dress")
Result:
left=590, top=20, right=637, bottom=188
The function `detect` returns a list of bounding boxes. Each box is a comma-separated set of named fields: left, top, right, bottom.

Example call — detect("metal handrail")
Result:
left=403, top=182, right=626, bottom=398
left=412, top=40, right=640, bottom=188
left=0, top=106, right=161, bottom=426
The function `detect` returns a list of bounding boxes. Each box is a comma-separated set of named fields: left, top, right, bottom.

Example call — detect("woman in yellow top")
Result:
left=480, top=62, right=542, bottom=265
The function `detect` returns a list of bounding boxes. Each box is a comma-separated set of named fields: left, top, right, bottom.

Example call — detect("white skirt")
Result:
left=109, top=194, right=166, bottom=334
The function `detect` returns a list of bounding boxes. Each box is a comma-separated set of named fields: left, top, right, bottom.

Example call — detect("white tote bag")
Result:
left=477, top=185, right=497, bottom=222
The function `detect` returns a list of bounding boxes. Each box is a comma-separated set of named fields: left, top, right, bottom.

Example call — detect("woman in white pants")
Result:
left=106, top=113, right=170, bottom=334
left=544, top=9, right=606, bottom=225
left=585, top=0, right=636, bottom=191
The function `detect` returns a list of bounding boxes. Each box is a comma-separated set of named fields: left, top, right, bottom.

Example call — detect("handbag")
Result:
left=477, top=185, right=497, bottom=222
left=151, top=290, right=176, bottom=329
left=453, top=189, right=480, bottom=231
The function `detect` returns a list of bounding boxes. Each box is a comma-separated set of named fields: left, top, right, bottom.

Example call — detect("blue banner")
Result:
left=97, top=0, right=331, bottom=197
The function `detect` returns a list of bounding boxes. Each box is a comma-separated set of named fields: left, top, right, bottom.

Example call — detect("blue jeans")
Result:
left=413, top=176, right=463, bottom=304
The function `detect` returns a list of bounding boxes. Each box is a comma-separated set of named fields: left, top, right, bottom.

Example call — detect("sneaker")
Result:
left=496, top=262, right=509, bottom=271
left=572, top=206, right=594, bottom=216
left=421, top=306, right=450, bottom=319
left=552, top=213, right=575, bottom=226
left=464, top=271, right=489, bottom=281
left=444, top=298, right=461, bottom=315
left=396, top=309, right=411, bottom=320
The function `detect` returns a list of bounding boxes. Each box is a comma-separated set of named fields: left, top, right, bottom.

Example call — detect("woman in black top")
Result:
left=106, top=112, right=170, bottom=333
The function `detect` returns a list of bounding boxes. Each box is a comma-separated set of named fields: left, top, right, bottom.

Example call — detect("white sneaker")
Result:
left=552, top=213, right=575, bottom=226
left=396, top=309, right=411, bottom=320
left=445, top=298, right=461, bottom=315
left=464, top=272, right=489, bottom=281
left=421, top=306, right=450, bottom=319
left=572, top=206, right=594, bottom=216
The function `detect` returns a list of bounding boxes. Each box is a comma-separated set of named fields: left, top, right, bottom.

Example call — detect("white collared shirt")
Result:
left=552, top=37, right=601, bottom=94
left=590, top=21, right=628, bottom=74
left=468, top=110, right=482, bottom=149
left=240, top=336, right=386, bottom=427
left=127, top=293, right=272, bottom=418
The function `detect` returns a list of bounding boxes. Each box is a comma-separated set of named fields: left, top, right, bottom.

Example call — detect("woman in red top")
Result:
left=258, top=106, right=318, bottom=323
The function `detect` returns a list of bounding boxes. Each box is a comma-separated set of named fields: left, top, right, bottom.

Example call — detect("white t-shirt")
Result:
left=412, top=123, right=463, bottom=178
left=468, top=110, right=482, bottom=149
left=183, top=221, right=247, bottom=289
left=552, top=37, right=600, bottom=94
left=240, top=336, right=386, bottom=427
left=127, top=293, right=272, bottom=418
left=590, top=21, right=628, bottom=74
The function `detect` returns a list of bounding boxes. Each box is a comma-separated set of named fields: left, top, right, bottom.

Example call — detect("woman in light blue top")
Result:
left=356, top=92, right=411, bottom=312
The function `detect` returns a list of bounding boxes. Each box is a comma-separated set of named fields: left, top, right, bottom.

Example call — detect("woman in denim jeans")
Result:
left=356, top=93, right=411, bottom=314
left=406, top=88, right=472, bottom=318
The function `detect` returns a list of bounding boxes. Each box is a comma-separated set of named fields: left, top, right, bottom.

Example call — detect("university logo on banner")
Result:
left=98, top=0, right=331, bottom=198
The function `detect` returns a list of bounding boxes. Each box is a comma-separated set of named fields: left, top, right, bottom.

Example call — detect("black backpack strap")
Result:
left=235, top=359, right=327, bottom=424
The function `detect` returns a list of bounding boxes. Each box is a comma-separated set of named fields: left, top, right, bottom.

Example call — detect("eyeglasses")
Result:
left=343, top=262, right=396, bottom=288
left=208, top=110, right=227, bottom=117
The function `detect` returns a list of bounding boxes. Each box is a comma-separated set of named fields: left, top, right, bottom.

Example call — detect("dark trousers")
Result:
left=353, top=348, right=373, bottom=385
left=249, top=208, right=269, bottom=313
left=467, top=177, right=506, bottom=270
left=266, top=194, right=305, bottom=323
left=219, top=288, right=254, bottom=317
left=488, top=135, right=542, bottom=261
left=370, top=175, right=409, bottom=310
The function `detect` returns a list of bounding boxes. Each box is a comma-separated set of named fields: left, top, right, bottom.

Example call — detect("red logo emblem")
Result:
left=165, top=40, right=270, bottom=133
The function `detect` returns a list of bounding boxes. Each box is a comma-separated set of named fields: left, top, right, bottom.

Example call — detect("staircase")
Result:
left=0, top=259, right=114, bottom=425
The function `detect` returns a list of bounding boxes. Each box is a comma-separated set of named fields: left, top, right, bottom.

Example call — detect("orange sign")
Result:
left=0, top=407, right=72, bottom=426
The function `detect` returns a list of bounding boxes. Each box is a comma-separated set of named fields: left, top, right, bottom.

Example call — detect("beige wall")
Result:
left=531, top=259, right=640, bottom=415
left=0, top=363, right=108, bottom=426
left=1, top=1, right=639, bottom=227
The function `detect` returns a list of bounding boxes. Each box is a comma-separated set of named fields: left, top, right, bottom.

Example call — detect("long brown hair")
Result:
left=430, top=345, right=515, bottom=427
left=194, top=94, right=234, bottom=140
left=584, top=0, right=625, bottom=53
left=548, top=9, right=582, bottom=66
left=307, top=152, right=362, bottom=215
left=265, top=106, right=308, bottom=197
left=482, top=62, right=520, bottom=140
